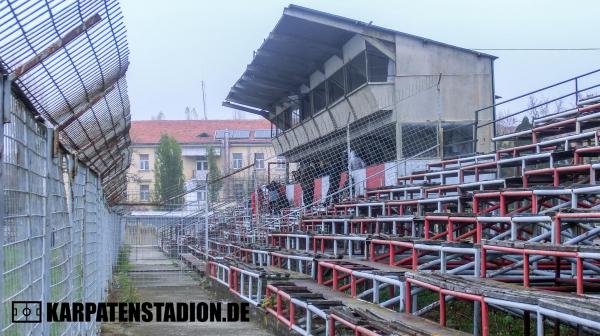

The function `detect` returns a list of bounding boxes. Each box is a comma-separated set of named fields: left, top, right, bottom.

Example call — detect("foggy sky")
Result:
left=121, top=0, right=600, bottom=120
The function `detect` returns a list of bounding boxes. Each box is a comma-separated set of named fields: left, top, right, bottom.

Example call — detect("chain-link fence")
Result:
left=130, top=60, right=600, bottom=282
left=129, top=87, right=456, bottom=261
left=1, top=0, right=130, bottom=334
left=1, top=92, right=122, bottom=335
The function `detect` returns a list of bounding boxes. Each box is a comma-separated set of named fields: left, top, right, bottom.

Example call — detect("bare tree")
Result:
left=151, top=111, right=165, bottom=120
left=496, top=108, right=518, bottom=135
left=184, top=106, right=199, bottom=120
left=553, top=98, right=565, bottom=114
left=527, top=95, right=549, bottom=120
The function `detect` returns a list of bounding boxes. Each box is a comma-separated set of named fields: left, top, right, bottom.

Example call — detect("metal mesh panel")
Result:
left=0, top=1, right=128, bottom=334
left=1, top=93, right=123, bottom=335
left=48, top=155, right=71, bottom=336
left=2, top=96, right=46, bottom=336
left=83, top=171, right=99, bottom=310
left=70, top=162, right=87, bottom=332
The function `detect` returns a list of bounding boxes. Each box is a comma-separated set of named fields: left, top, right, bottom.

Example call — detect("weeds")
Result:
left=113, top=245, right=139, bottom=303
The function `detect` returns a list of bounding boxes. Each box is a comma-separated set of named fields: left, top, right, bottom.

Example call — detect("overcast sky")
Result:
left=121, top=0, right=599, bottom=120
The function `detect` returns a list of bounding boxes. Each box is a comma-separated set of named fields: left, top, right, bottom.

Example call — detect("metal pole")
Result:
left=205, top=177, right=209, bottom=260
left=346, top=124, right=353, bottom=199
left=196, top=194, right=201, bottom=243
left=575, top=78, right=579, bottom=106
left=0, top=73, right=10, bottom=333
left=41, top=126, right=53, bottom=336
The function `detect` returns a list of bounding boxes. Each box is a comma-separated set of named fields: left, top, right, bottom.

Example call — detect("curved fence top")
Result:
left=0, top=0, right=131, bottom=205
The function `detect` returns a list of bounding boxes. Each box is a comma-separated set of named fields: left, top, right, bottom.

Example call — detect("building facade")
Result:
left=127, top=119, right=286, bottom=209
left=224, top=5, right=496, bottom=174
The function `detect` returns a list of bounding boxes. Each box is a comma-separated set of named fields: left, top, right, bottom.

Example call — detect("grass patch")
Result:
left=416, top=291, right=580, bottom=335
left=112, top=245, right=139, bottom=303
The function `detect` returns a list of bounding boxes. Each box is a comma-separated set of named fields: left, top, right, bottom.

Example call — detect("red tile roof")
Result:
left=130, top=119, right=272, bottom=145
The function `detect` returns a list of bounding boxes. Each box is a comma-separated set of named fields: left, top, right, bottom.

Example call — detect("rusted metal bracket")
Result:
left=14, top=14, right=102, bottom=78
left=0, top=73, right=14, bottom=123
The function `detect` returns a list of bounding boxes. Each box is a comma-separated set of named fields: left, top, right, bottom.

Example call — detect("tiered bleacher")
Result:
left=164, top=97, right=600, bottom=335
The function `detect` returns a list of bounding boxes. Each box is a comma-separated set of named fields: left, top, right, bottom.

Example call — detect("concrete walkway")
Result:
left=101, top=245, right=273, bottom=336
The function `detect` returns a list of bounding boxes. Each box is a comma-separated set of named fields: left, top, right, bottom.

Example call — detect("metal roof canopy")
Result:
left=223, top=4, right=496, bottom=117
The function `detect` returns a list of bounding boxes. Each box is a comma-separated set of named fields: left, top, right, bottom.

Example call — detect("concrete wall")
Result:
left=273, top=32, right=495, bottom=159
left=393, top=34, right=495, bottom=156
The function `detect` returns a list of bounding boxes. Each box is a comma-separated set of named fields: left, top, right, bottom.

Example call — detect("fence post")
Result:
left=41, top=127, right=54, bottom=336
left=82, top=167, right=89, bottom=332
left=0, top=73, right=9, bottom=334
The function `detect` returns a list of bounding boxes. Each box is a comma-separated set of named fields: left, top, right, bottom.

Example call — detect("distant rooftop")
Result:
left=130, top=119, right=272, bottom=145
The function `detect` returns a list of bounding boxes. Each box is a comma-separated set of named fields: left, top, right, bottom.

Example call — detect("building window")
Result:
left=300, top=94, right=312, bottom=121
left=139, top=154, right=149, bottom=171
left=402, top=123, right=438, bottom=158
left=196, top=156, right=208, bottom=171
left=290, top=106, right=301, bottom=127
left=366, top=43, right=395, bottom=82
left=346, top=52, right=367, bottom=92
left=312, top=82, right=327, bottom=113
left=232, top=153, right=243, bottom=169
left=443, top=123, right=474, bottom=158
left=276, top=156, right=286, bottom=169
left=254, top=153, right=265, bottom=169
left=327, top=68, right=345, bottom=104
left=197, top=190, right=206, bottom=202
left=139, top=184, right=150, bottom=201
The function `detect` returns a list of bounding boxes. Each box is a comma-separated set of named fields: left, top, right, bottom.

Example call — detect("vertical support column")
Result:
left=239, top=273, right=245, bottom=299
left=412, top=247, right=418, bottom=270
left=0, top=73, right=10, bottom=333
left=204, top=177, right=210, bottom=260
left=41, top=127, right=54, bottom=336
left=440, top=250, right=447, bottom=273
left=348, top=240, right=353, bottom=258
left=305, top=309, right=312, bottom=335
left=481, top=300, right=489, bottom=336
left=553, top=217, right=561, bottom=244
left=524, top=311, right=531, bottom=336
left=373, top=280, right=379, bottom=304
left=256, top=279, right=262, bottom=305
left=289, top=301, right=295, bottom=329
left=276, top=293, right=282, bottom=318
left=576, top=257, right=583, bottom=295
left=536, top=311, right=544, bottom=336
left=317, top=264, right=323, bottom=284
left=439, top=293, right=446, bottom=327
left=524, top=253, right=531, bottom=287
left=405, top=281, right=411, bottom=314
left=474, top=247, right=481, bottom=277
left=481, top=247, right=487, bottom=278
left=332, top=267, right=338, bottom=290
left=473, top=301, right=481, bottom=336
